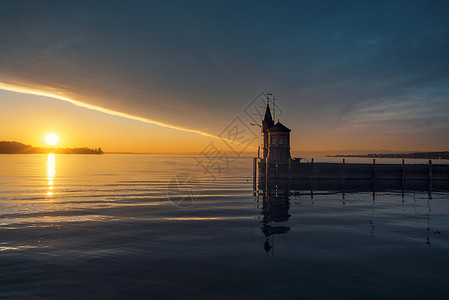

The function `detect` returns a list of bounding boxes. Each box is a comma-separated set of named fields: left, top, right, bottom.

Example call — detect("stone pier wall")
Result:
left=257, top=159, right=449, bottom=181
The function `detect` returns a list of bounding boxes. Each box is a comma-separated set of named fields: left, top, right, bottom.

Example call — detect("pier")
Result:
left=256, top=158, right=449, bottom=181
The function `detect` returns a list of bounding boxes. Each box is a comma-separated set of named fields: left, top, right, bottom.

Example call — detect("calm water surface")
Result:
left=1, top=154, right=449, bottom=299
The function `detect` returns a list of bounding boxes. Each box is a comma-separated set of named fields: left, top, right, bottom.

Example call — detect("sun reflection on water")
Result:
left=46, top=153, right=55, bottom=196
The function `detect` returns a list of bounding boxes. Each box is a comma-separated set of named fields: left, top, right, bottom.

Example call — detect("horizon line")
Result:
left=2, top=140, right=447, bottom=156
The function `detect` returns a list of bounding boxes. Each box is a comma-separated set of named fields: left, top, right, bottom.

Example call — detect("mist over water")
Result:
left=1, top=154, right=449, bottom=299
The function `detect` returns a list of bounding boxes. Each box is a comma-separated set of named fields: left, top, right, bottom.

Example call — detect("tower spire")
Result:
left=264, top=102, right=273, bottom=123
left=262, top=95, right=274, bottom=159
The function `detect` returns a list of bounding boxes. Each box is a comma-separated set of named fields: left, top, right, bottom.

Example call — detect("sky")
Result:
left=1, top=0, right=448, bottom=154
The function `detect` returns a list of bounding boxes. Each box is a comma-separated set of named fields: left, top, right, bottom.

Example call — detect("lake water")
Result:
left=1, top=154, right=449, bottom=299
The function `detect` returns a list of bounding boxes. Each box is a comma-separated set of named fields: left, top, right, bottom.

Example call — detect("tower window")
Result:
left=279, top=137, right=283, bottom=144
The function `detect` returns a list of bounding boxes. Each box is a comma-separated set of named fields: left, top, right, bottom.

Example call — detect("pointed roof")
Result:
left=264, top=103, right=273, bottom=122
left=268, top=121, right=291, bottom=132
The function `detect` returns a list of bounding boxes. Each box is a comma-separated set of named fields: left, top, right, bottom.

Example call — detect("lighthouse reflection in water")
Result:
left=258, top=181, right=291, bottom=255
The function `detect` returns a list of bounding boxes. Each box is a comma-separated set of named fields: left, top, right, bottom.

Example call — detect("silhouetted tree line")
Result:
left=331, top=151, right=449, bottom=160
left=0, top=141, right=103, bottom=154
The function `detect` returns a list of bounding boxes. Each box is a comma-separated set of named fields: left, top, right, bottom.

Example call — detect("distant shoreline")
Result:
left=0, top=141, right=103, bottom=154
left=328, top=151, right=449, bottom=160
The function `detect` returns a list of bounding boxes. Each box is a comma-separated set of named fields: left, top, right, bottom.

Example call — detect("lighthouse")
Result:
left=261, top=102, right=291, bottom=164
left=267, top=122, right=291, bottom=163
left=257, top=97, right=298, bottom=182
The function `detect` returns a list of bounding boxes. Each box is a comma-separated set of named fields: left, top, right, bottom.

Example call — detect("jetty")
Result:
left=253, top=98, right=449, bottom=186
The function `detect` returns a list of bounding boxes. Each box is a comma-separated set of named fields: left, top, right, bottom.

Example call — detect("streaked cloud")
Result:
left=1, top=0, right=448, bottom=150
left=0, top=82, right=229, bottom=141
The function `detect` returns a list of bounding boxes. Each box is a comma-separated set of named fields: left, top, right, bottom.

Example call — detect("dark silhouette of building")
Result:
left=267, top=122, right=291, bottom=163
left=262, top=103, right=291, bottom=164
left=258, top=102, right=299, bottom=180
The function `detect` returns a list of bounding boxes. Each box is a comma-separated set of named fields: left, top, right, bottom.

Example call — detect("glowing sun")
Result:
left=45, top=133, right=60, bottom=146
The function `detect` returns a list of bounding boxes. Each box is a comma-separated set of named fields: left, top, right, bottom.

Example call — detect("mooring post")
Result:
left=401, top=159, right=405, bottom=181
left=310, top=158, right=314, bottom=180
left=265, top=157, right=268, bottom=191
left=428, top=160, right=432, bottom=181
left=253, top=157, right=257, bottom=191
left=342, top=158, right=345, bottom=180
left=401, top=159, right=405, bottom=196
left=288, top=157, right=291, bottom=179
left=372, top=159, right=376, bottom=181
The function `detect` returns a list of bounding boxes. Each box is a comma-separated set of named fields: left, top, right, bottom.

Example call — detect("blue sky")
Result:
left=1, top=0, right=448, bottom=152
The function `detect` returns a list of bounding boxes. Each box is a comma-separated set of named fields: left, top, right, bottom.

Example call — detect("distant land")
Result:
left=328, top=151, right=449, bottom=160
left=0, top=141, right=103, bottom=154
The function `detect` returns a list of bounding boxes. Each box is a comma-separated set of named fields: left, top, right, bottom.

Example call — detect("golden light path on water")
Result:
left=46, top=153, right=55, bottom=196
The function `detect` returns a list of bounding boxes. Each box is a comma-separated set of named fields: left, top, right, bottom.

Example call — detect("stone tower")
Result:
left=267, top=122, right=291, bottom=163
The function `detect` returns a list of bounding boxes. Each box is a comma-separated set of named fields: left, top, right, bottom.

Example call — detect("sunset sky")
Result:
left=1, top=0, right=448, bottom=154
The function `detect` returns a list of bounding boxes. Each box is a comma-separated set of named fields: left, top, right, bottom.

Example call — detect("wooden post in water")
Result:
left=253, top=157, right=257, bottom=191
left=265, top=157, right=269, bottom=191
left=401, top=159, right=405, bottom=181
left=288, top=157, right=291, bottom=179
left=310, top=158, right=314, bottom=180
left=372, top=159, right=376, bottom=181
left=401, top=159, right=405, bottom=197
left=428, top=160, right=432, bottom=181
left=342, top=158, right=345, bottom=180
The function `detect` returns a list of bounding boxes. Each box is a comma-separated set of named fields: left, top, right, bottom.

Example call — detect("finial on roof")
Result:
left=267, top=92, right=272, bottom=105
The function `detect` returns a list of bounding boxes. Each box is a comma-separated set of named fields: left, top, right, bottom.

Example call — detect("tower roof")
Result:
left=268, top=121, right=291, bottom=132
left=263, top=103, right=273, bottom=123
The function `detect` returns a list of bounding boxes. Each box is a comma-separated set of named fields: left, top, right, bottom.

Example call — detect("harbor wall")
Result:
left=256, top=159, right=449, bottom=181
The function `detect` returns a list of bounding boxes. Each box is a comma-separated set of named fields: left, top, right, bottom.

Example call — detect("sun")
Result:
left=45, top=133, right=60, bottom=146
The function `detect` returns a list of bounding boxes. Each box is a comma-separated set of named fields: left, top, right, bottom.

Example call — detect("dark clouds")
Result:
left=1, top=0, right=448, bottom=145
